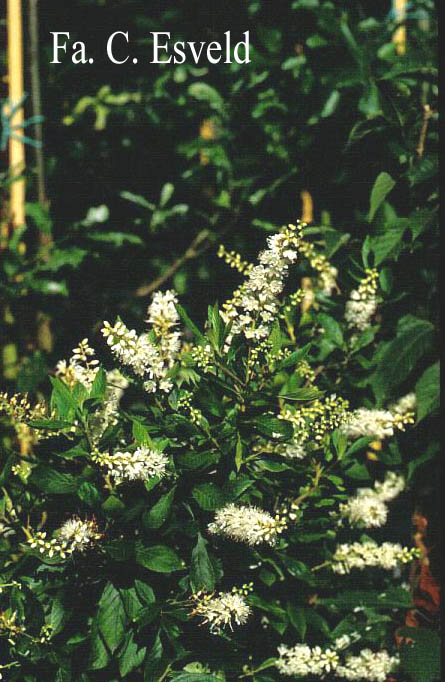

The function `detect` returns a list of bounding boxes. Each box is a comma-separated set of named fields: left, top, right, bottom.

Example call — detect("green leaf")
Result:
left=178, top=451, right=220, bottom=470
left=278, top=387, right=320, bottom=401
left=50, top=376, right=77, bottom=419
left=143, top=488, right=175, bottom=529
left=97, top=582, right=127, bottom=654
left=89, top=367, right=107, bottom=400
left=320, top=89, right=340, bottom=118
left=119, top=631, right=147, bottom=677
left=287, top=604, right=306, bottom=639
left=188, top=82, right=224, bottom=113
left=175, top=303, right=205, bottom=343
left=253, top=415, right=293, bottom=440
left=160, top=182, right=174, bottom=207
left=345, top=461, right=370, bottom=480
left=143, top=630, right=164, bottom=682
left=26, top=201, right=52, bottom=234
left=317, top=313, right=344, bottom=346
left=399, top=628, right=441, bottom=682
left=102, top=494, right=126, bottom=516
left=190, top=533, right=215, bottom=593
left=120, top=190, right=155, bottom=211
left=371, top=226, right=406, bottom=266
left=30, top=467, right=79, bottom=494
left=136, top=543, right=183, bottom=573
left=89, top=626, right=110, bottom=671
left=345, top=437, right=374, bottom=457
left=370, top=316, right=434, bottom=402
left=43, top=246, right=88, bottom=271
left=268, top=321, right=283, bottom=355
left=415, top=362, right=440, bottom=422
left=77, top=481, right=101, bottom=507
left=192, top=483, right=226, bottom=511
left=132, top=420, right=154, bottom=447
left=359, top=79, right=382, bottom=118
left=368, top=172, right=396, bottom=222
left=134, top=580, right=156, bottom=604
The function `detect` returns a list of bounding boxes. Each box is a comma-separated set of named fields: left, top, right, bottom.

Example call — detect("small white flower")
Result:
left=276, top=643, right=339, bottom=677
left=208, top=503, right=286, bottom=547
left=340, top=407, right=414, bottom=440
left=93, top=447, right=169, bottom=484
left=330, top=541, right=418, bottom=574
left=340, top=494, right=388, bottom=528
left=336, top=649, right=400, bottom=682
left=191, top=591, right=251, bottom=633
left=221, top=224, right=302, bottom=341
left=57, top=517, right=101, bottom=552
left=389, top=392, right=417, bottom=415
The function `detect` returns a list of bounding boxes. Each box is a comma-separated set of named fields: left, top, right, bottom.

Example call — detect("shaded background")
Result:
left=1, top=0, right=439, bottom=622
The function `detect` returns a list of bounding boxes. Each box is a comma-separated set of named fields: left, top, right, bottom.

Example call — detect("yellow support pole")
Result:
left=7, top=0, right=26, bottom=229
left=393, top=0, right=407, bottom=56
left=301, top=190, right=314, bottom=224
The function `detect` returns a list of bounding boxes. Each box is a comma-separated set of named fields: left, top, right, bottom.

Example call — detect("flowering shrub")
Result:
left=0, top=223, right=438, bottom=681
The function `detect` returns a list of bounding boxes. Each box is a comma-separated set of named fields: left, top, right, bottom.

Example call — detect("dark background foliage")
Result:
left=0, top=1, right=439, bottom=679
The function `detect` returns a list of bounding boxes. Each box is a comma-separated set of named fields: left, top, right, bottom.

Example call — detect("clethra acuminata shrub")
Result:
left=1, top=223, right=421, bottom=681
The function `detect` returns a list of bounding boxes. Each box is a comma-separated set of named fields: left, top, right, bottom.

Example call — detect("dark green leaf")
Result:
left=136, top=543, right=183, bottom=573
left=368, top=172, right=396, bottom=221
left=190, top=533, right=215, bottom=592
left=143, top=488, right=175, bottom=529
left=415, top=362, right=440, bottom=422
left=97, top=582, right=127, bottom=654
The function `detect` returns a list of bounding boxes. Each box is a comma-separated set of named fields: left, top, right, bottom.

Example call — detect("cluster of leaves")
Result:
left=0, top=219, right=440, bottom=681
left=0, top=1, right=439, bottom=679
left=1, top=0, right=438, bottom=370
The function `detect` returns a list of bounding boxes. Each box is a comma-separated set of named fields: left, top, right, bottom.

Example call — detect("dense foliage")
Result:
left=1, top=0, right=438, bottom=359
left=0, top=1, right=439, bottom=680
left=0, top=220, right=440, bottom=681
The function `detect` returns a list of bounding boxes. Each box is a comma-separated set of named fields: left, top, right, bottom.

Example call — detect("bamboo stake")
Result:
left=28, top=0, right=47, bottom=209
left=392, top=0, right=407, bottom=56
left=7, top=0, right=26, bottom=229
left=301, top=190, right=313, bottom=224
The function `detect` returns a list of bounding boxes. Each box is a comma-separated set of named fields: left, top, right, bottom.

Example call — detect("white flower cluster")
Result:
left=56, top=338, right=99, bottom=390
left=340, top=406, right=414, bottom=441
left=93, top=446, right=169, bottom=484
left=191, top=590, right=251, bottom=633
left=276, top=642, right=399, bottom=682
left=278, top=439, right=307, bottom=460
left=319, top=264, right=339, bottom=296
left=389, top=392, right=417, bottom=416
left=336, top=649, right=400, bottom=682
left=221, top=223, right=302, bottom=341
left=56, top=341, right=129, bottom=441
left=345, top=269, right=379, bottom=332
left=102, top=290, right=181, bottom=394
left=146, top=289, right=182, bottom=363
left=340, top=494, right=388, bottom=528
left=89, top=368, right=129, bottom=441
left=57, top=517, right=101, bottom=552
left=331, top=540, right=418, bottom=574
left=208, top=503, right=287, bottom=547
left=373, top=470, right=405, bottom=502
left=281, top=394, right=350, bottom=443
left=27, top=517, right=101, bottom=559
left=340, top=472, right=405, bottom=528
left=276, top=643, right=340, bottom=677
